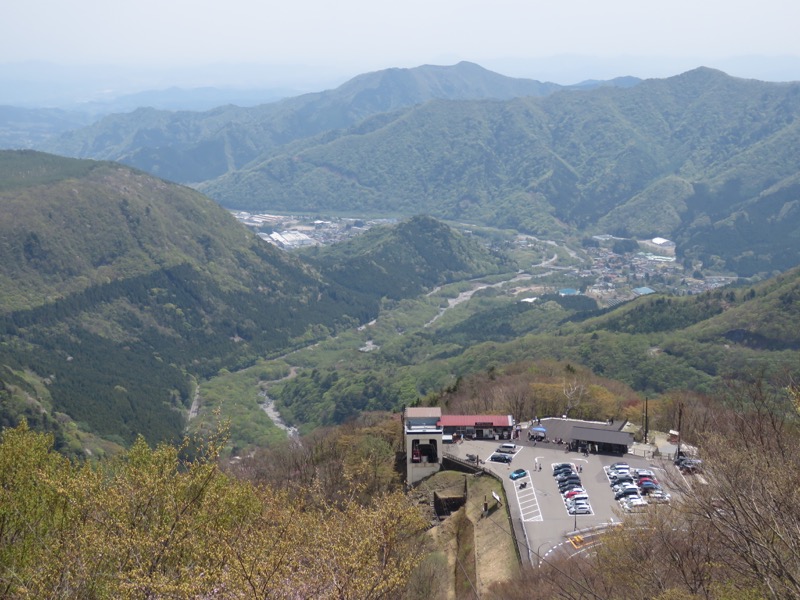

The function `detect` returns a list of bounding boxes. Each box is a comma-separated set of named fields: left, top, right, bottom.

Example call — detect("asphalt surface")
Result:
left=446, top=419, right=674, bottom=566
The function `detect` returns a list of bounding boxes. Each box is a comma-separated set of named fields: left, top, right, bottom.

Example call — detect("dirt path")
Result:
left=424, top=273, right=532, bottom=328
left=259, top=367, right=299, bottom=437
left=188, top=385, right=201, bottom=420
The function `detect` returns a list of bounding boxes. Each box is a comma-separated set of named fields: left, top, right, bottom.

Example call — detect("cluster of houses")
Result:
left=230, top=211, right=397, bottom=248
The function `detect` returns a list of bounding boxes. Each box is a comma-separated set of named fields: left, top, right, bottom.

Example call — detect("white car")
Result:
left=608, top=467, right=631, bottom=478
left=566, top=494, right=589, bottom=504
left=497, top=443, right=518, bottom=454
left=647, top=491, right=672, bottom=503
left=612, top=482, right=638, bottom=494
left=624, top=497, right=648, bottom=511
left=569, top=505, right=592, bottom=515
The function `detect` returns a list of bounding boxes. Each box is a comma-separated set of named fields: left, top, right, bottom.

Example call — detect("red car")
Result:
left=638, top=476, right=659, bottom=486
left=564, top=488, right=587, bottom=498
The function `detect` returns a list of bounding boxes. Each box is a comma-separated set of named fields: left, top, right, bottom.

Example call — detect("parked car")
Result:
left=497, top=443, right=518, bottom=454
left=556, top=471, right=579, bottom=482
left=563, top=488, right=587, bottom=498
left=616, top=481, right=638, bottom=489
left=611, top=462, right=630, bottom=470
left=610, top=475, right=634, bottom=486
left=552, top=463, right=573, bottom=472
left=553, top=465, right=576, bottom=477
left=647, top=491, right=672, bottom=503
left=569, top=505, right=592, bottom=515
left=490, top=453, right=512, bottom=463
left=566, top=494, right=589, bottom=504
left=639, top=482, right=662, bottom=493
left=559, top=481, right=583, bottom=493
left=680, top=459, right=703, bottom=473
left=635, top=469, right=656, bottom=479
left=638, top=476, right=659, bottom=485
left=615, top=488, right=641, bottom=500
left=509, top=468, right=527, bottom=480
left=624, top=497, right=648, bottom=511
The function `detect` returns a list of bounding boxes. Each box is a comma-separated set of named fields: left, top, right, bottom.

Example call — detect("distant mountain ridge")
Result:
left=38, top=62, right=636, bottom=183
left=27, top=63, right=800, bottom=276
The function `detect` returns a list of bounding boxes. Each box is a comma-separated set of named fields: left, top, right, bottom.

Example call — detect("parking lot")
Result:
left=446, top=430, right=675, bottom=566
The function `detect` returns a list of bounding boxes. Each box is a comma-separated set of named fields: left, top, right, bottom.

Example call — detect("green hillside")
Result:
left=304, top=215, right=515, bottom=299
left=0, top=151, right=513, bottom=450
left=204, top=68, right=800, bottom=275
left=40, top=62, right=573, bottom=184
left=267, top=266, right=800, bottom=432
left=0, top=151, right=380, bottom=448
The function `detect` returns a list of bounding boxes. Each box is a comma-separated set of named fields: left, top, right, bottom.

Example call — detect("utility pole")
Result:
left=644, top=396, right=649, bottom=444
left=676, top=402, right=683, bottom=461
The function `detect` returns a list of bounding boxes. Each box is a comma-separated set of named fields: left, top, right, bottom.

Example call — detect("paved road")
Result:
left=447, top=431, right=673, bottom=566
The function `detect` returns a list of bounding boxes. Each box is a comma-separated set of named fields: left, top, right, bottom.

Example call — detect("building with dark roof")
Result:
left=570, top=425, right=634, bottom=455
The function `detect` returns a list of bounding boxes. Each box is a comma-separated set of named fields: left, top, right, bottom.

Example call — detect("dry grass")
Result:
left=411, top=470, right=519, bottom=598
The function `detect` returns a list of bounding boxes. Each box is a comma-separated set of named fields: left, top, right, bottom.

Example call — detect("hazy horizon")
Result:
left=3, top=0, right=800, bottom=107
left=3, top=54, right=800, bottom=109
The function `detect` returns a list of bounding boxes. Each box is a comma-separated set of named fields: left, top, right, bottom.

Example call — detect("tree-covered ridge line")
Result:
left=304, top=215, right=516, bottom=300
left=37, top=62, right=637, bottom=184
left=265, top=267, right=800, bottom=433
left=203, top=68, right=800, bottom=276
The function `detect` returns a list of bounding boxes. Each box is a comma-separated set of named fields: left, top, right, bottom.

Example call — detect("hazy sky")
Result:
left=4, top=0, right=800, bottom=86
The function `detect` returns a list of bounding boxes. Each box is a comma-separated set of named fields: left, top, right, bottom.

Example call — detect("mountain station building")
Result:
left=404, top=407, right=444, bottom=485
left=403, top=409, right=515, bottom=485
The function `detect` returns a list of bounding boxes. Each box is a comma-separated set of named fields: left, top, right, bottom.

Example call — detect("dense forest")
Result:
left=0, top=151, right=513, bottom=449
left=266, top=269, right=800, bottom=434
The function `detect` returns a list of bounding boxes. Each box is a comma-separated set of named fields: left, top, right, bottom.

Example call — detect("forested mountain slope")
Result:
left=271, top=266, right=800, bottom=431
left=205, top=68, right=800, bottom=275
left=39, top=62, right=582, bottom=184
left=304, top=215, right=515, bottom=299
left=0, top=151, right=378, bottom=448
left=0, top=151, right=509, bottom=450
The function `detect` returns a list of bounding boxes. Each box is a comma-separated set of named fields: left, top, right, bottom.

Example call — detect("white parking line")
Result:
left=513, top=476, right=543, bottom=522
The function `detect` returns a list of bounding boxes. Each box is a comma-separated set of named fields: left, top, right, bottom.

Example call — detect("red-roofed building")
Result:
left=438, top=414, right=514, bottom=440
